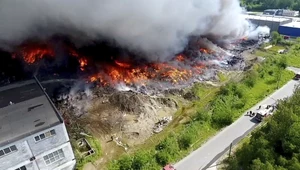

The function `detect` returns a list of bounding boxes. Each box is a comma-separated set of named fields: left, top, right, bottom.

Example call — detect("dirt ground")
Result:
left=64, top=89, right=188, bottom=169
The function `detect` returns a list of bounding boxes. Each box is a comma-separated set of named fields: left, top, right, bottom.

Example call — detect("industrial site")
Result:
left=1, top=0, right=300, bottom=170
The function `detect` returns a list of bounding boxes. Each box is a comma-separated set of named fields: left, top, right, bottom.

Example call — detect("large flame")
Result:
left=13, top=44, right=54, bottom=64
left=11, top=43, right=213, bottom=87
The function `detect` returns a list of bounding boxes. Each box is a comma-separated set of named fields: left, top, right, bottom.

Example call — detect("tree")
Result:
left=271, top=31, right=283, bottom=45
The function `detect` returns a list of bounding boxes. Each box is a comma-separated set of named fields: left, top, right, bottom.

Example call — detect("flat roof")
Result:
left=281, top=21, right=300, bottom=28
left=0, top=79, right=62, bottom=147
left=244, top=15, right=290, bottom=22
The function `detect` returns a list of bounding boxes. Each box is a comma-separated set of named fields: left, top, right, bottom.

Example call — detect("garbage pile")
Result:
left=153, top=116, right=173, bottom=133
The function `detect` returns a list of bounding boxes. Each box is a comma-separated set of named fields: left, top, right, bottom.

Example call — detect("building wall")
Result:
left=278, top=26, right=300, bottom=37
left=0, top=123, right=75, bottom=170
left=248, top=19, right=281, bottom=32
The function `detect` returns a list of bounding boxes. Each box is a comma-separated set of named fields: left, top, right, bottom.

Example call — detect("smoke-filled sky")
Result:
left=0, top=0, right=266, bottom=59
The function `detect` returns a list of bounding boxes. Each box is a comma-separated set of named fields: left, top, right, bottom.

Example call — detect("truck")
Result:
left=255, top=104, right=275, bottom=122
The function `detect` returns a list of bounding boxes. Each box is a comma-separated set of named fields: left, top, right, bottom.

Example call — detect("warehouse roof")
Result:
left=281, top=22, right=300, bottom=28
left=244, top=15, right=291, bottom=22
left=0, top=79, right=63, bottom=147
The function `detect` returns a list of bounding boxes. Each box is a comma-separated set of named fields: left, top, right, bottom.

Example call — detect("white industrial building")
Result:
left=0, top=78, right=76, bottom=170
left=244, top=15, right=292, bottom=32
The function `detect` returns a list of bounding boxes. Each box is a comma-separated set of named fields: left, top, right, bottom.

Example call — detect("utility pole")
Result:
left=228, top=143, right=233, bottom=157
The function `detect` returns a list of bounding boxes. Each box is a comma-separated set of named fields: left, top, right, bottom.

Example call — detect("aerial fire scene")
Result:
left=1, top=0, right=300, bottom=170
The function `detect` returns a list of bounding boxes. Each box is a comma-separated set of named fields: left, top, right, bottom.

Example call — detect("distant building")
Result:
left=0, top=79, right=76, bottom=170
left=244, top=15, right=292, bottom=32
left=279, top=22, right=300, bottom=37
left=263, top=9, right=299, bottom=17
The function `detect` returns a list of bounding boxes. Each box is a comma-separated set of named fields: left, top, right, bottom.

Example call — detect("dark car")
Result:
left=294, top=73, right=300, bottom=80
left=255, top=113, right=264, bottom=122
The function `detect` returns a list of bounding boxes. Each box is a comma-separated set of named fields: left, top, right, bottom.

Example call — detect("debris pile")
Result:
left=153, top=116, right=173, bottom=133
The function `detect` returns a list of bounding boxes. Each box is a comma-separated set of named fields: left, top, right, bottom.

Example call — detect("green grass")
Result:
left=285, top=44, right=300, bottom=68
left=243, top=70, right=293, bottom=109
left=256, top=43, right=300, bottom=68
left=255, top=45, right=285, bottom=58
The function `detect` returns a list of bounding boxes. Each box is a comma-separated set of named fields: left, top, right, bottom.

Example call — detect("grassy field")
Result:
left=285, top=44, right=300, bottom=68
left=255, top=42, right=300, bottom=68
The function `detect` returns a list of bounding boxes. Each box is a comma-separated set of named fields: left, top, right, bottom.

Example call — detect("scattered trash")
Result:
left=153, top=116, right=172, bottom=133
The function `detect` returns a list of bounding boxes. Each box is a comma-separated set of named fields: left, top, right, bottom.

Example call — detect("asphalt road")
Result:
left=175, top=70, right=299, bottom=170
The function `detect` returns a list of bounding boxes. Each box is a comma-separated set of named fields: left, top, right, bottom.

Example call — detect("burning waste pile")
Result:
left=5, top=37, right=248, bottom=93
left=0, top=0, right=270, bottom=145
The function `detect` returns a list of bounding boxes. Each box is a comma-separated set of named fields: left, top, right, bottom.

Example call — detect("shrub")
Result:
left=212, top=111, right=234, bottom=128
left=195, top=110, right=211, bottom=123
left=118, top=155, right=133, bottom=170
left=132, top=151, right=153, bottom=170
left=178, top=133, right=194, bottom=150
left=155, top=151, right=171, bottom=166
left=155, top=136, right=180, bottom=157
left=219, top=85, right=230, bottom=96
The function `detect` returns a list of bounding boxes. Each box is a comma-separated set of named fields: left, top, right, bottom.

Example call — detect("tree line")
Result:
left=241, top=0, right=300, bottom=11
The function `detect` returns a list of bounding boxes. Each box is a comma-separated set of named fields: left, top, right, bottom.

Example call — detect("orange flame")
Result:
left=200, top=48, right=211, bottom=54
left=176, top=55, right=185, bottom=62
left=115, top=60, right=131, bottom=68
left=12, top=43, right=208, bottom=86
left=13, top=45, right=54, bottom=64
left=79, top=58, right=88, bottom=71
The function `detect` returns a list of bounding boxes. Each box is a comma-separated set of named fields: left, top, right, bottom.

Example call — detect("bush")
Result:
left=118, top=156, right=133, bottom=170
left=277, top=56, right=287, bottom=69
left=132, top=151, right=153, bottom=170
left=219, top=85, right=230, bottom=96
left=155, top=136, right=180, bottom=156
left=155, top=151, right=171, bottom=166
left=244, top=70, right=258, bottom=88
left=212, top=111, right=233, bottom=128
left=195, top=110, right=211, bottom=123
left=178, top=133, right=194, bottom=150
left=271, top=31, right=283, bottom=45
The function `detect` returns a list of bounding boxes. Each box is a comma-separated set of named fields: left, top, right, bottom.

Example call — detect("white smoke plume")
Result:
left=0, top=0, right=264, bottom=59
left=247, top=25, right=271, bottom=39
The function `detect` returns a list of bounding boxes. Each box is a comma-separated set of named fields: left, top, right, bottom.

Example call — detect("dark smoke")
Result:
left=0, top=0, right=268, bottom=60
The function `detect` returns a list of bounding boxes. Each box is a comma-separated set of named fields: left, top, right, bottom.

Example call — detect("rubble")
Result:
left=54, top=85, right=179, bottom=145
left=153, top=116, right=173, bottom=133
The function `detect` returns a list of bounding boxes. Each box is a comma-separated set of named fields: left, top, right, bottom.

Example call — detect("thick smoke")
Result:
left=0, top=0, right=263, bottom=59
